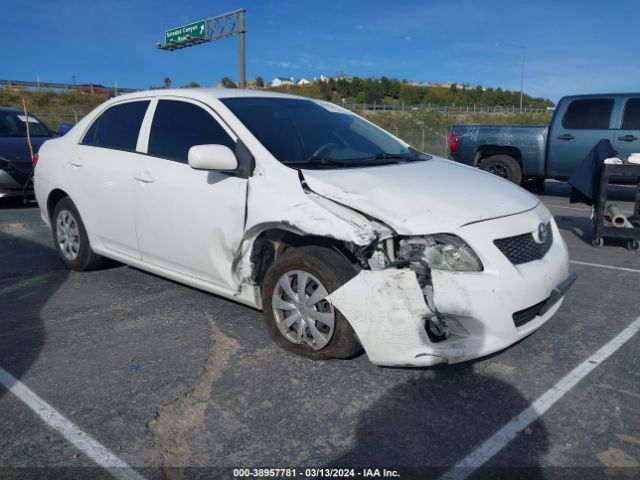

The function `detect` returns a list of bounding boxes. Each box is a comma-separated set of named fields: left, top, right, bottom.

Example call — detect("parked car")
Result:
left=0, top=107, right=55, bottom=199
left=450, top=93, right=640, bottom=184
left=34, top=89, right=575, bottom=366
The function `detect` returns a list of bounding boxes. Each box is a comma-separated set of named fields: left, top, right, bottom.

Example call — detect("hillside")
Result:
left=267, top=77, right=553, bottom=109
left=0, top=88, right=552, bottom=156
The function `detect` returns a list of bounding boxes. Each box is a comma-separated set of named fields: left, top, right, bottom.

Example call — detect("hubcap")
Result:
left=272, top=270, right=335, bottom=350
left=55, top=209, right=80, bottom=261
left=487, top=163, right=509, bottom=178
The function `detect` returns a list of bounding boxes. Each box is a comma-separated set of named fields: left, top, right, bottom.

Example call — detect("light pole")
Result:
left=495, top=42, right=525, bottom=111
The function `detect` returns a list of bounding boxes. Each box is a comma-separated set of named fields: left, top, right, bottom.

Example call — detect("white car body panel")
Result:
left=34, top=88, right=574, bottom=366
left=302, top=158, right=540, bottom=234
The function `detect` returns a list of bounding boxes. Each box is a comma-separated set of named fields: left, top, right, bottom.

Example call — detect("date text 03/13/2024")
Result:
left=233, top=468, right=401, bottom=478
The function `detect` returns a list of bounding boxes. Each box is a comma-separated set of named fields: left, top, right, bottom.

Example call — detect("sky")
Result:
left=3, top=0, right=639, bottom=102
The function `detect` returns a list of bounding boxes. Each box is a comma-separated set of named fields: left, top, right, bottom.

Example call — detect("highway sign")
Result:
left=165, top=20, right=207, bottom=44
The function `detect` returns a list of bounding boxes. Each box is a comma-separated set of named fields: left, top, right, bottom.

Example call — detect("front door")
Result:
left=133, top=98, right=247, bottom=290
left=547, top=97, right=615, bottom=178
left=612, top=97, right=640, bottom=160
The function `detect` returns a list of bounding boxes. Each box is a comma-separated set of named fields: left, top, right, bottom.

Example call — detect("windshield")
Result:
left=221, top=97, right=428, bottom=168
left=0, top=111, right=51, bottom=137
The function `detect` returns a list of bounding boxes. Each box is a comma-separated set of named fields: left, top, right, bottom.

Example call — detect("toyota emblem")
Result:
left=537, top=223, right=548, bottom=243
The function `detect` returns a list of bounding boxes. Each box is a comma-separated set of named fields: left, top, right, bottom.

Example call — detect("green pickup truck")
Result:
left=449, top=93, right=640, bottom=184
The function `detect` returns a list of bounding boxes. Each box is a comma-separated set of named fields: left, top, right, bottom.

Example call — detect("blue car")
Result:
left=0, top=107, right=55, bottom=199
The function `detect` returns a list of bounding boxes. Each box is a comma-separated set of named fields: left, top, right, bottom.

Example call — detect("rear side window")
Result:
left=81, top=101, right=150, bottom=151
left=621, top=98, right=640, bottom=130
left=148, top=100, right=235, bottom=163
left=562, top=99, right=614, bottom=130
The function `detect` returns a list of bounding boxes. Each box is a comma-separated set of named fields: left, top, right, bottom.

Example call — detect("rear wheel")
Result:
left=52, top=197, right=103, bottom=271
left=478, top=154, right=523, bottom=185
left=261, top=246, right=361, bottom=360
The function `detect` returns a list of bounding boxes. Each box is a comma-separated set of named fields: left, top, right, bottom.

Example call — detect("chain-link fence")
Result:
left=377, top=123, right=450, bottom=157
left=31, top=112, right=83, bottom=131
left=342, top=102, right=549, bottom=114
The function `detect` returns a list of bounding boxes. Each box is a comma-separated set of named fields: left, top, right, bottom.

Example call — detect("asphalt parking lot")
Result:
left=1, top=181, right=639, bottom=480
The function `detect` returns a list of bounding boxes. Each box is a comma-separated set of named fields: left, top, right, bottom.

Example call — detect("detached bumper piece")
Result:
left=512, top=273, right=577, bottom=328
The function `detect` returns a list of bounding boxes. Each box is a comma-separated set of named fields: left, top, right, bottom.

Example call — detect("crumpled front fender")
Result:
left=326, top=269, right=450, bottom=367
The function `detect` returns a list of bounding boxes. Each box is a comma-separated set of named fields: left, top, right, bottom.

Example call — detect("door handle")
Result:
left=134, top=172, right=154, bottom=183
left=557, top=134, right=575, bottom=141
left=617, top=135, right=638, bottom=142
left=68, top=159, right=83, bottom=167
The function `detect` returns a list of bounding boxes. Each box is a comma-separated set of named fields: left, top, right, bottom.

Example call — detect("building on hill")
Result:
left=271, top=77, right=294, bottom=87
left=296, top=78, right=313, bottom=86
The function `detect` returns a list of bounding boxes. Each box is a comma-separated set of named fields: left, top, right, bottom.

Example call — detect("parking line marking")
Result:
left=546, top=204, right=634, bottom=215
left=570, top=260, right=640, bottom=273
left=0, top=368, right=145, bottom=480
left=545, top=203, right=592, bottom=211
left=441, top=315, right=640, bottom=480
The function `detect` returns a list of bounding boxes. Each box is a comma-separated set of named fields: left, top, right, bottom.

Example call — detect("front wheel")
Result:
left=52, top=197, right=103, bottom=271
left=478, top=154, right=523, bottom=185
left=261, top=246, right=362, bottom=360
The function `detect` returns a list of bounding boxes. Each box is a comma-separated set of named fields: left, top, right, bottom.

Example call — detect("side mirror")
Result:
left=188, top=144, right=238, bottom=171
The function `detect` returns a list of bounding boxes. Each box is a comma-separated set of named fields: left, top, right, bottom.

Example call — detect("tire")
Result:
left=51, top=197, right=103, bottom=271
left=478, top=154, right=523, bottom=185
left=261, top=246, right=362, bottom=360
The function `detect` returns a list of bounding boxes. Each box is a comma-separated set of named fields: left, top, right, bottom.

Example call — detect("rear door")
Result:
left=612, top=97, right=640, bottom=159
left=133, top=98, right=247, bottom=290
left=547, top=97, right=615, bottom=177
left=70, top=100, right=150, bottom=259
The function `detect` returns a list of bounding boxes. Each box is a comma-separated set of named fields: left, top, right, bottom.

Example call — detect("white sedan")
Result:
left=34, top=89, right=575, bottom=367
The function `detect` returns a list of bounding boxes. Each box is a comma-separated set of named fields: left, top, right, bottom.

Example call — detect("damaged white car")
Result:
left=34, top=89, right=576, bottom=367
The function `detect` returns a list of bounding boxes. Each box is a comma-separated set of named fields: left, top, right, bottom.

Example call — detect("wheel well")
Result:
left=249, top=228, right=360, bottom=286
left=47, top=189, right=69, bottom=220
left=475, top=145, right=523, bottom=169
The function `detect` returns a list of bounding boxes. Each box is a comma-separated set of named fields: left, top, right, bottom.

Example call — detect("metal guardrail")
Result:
left=0, top=79, right=138, bottom=94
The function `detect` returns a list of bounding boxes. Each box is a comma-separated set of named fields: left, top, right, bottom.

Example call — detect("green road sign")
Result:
left=165, top=20, right=207, bottom=44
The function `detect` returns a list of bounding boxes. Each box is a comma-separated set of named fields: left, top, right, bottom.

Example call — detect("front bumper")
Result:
left=327, top=204, right=574, bottom=367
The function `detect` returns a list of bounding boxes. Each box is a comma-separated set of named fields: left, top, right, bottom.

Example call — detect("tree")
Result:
left=187, top=81, right=201, bottom=88
left=255, top=76, right=264, bottom=88
left=318, top=79, right=332, bottom=100
left=335, top=78, right=352, bottom=98
left=221, top=77, right=237, bottom=88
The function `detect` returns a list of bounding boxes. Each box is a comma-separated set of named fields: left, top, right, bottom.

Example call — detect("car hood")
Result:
left=301, top=157, right=540, bottom=234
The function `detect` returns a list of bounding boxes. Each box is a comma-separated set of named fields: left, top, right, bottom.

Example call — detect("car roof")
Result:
left=0, top=107, right=25, bottom=114
left=560, top=93, right=640, bottom=100
left=107, top=88, right=309, bottom=104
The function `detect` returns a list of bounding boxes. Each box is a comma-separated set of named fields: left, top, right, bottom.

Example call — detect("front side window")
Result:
left=82, top=101, right=150, bottom=151
left=221, top=97, right=426, bottom=169
left=562, top=99, right=614, bottom=130
left=621, top=98, right=640, bottom=130
left=148, top=100, right=235, bottom=163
